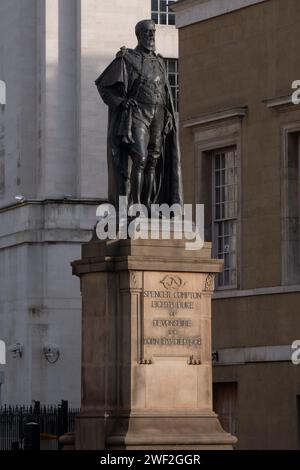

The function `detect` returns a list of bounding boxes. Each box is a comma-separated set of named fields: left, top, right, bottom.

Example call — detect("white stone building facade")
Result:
left=0, top=0, right=178, bottom=406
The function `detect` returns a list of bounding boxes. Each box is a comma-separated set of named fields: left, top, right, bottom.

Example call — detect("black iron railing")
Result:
left=0, top=401, right=79, bottom=450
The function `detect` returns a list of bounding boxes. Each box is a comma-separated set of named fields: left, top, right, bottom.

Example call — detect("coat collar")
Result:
left=134, top=45, right=157, bottom=58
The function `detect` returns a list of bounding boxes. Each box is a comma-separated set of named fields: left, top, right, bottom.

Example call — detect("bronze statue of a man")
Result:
left=95, top=19, right=183, bottom=212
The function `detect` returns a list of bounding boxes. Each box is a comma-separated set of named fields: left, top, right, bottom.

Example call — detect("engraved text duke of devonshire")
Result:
left=142, top=273, right=203, bottom=358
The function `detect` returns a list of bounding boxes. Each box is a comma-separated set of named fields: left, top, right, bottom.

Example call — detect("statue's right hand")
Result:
left=122, top=98, right=137, bottom=109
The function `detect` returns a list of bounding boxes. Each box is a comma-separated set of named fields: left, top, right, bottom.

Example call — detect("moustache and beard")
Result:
left=139, top=35, right=156, bottom=52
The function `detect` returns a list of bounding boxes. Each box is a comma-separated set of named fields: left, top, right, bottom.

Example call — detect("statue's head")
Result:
left=135, top=19, right=156, bottom=52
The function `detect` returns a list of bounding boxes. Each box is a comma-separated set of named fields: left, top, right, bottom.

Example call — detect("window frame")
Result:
left=281, top=122, right=300, bottom=286
left=212, top=147, right=238, bottom=289
left=151, top=0, right=177, bottom=26
left=193, top=122, right=242, bottom=291
left=164, top=58, right=179, bottom=113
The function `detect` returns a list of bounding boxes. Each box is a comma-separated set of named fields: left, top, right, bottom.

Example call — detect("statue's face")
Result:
left=137, top=22, right=156, bottom=52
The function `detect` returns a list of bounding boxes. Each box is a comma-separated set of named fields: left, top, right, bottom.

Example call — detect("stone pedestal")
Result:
left=72, top=235, right=237, bottom=450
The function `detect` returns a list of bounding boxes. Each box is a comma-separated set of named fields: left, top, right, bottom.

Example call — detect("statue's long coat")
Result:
left=95, top=47, right=183, bottom=209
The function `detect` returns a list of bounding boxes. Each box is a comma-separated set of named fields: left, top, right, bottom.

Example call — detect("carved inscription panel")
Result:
left=142, top=272, right=203, bottom=360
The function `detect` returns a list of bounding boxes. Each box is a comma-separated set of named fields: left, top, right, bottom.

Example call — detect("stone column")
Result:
left=72, top=236, right=237, bottom=450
